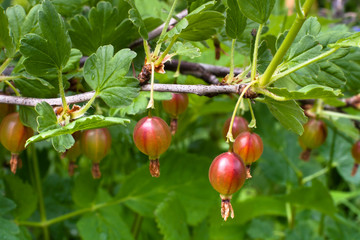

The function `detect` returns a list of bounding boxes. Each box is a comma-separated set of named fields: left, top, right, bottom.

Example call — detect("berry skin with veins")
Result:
left=81, top=128, right=111, bottom=179
left=0, top=112, right=33, bottom=173
left=133, top=116, right=171, bottom=177
left=208, top=152, right=246, bottom=221
left=233, top=132, right=263, bottom=178
left=298, top=118, right=327, bottom=161
left=162, top=93, right=189, bottom=135
left=222, top=116, right=249, bottom=140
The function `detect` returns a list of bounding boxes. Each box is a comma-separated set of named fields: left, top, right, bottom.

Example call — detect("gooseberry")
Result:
left=0, top=112, right=33, bottom=173
left=63, top=132, right=82, bottom=176
left=208, top=152, right=246, bottom=221
left=298, top=118, right=327, bottom=161
left=233, top=132, right=263, bottom=178
left=222, top=116, right=249, bottom=140
left=351, top=140, right=360, bottom=176
left=162, top=93, right=189, bottom=135
left=81, top=128, right=111, bottom=179
left=133, top=116, right=171, bottom=177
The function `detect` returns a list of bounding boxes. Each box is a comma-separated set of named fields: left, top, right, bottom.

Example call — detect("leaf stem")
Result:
left=302, top=167, right=332, bottom=184
left=131, top=213, right=143, bottom=240
left=154, top=36, right=178, bottom=66
left=228, top=39, right=236, bottom=83
left=295, top=0, right=305, bottom=18
left=226, top=82, right=255, bottom=142
left=31, top=145, right=50, bottom=240
left=251, top=24, right=263, bottom=81
left=4, top=80, right=20, bottom=96
left=146, top=63, right=155, bottom=109
left=259, top=0, right=315, bottom=87
left=321, top=110, right=360, bottom=121
left=269, top=47, right=339, bottom=84
left=0, top=58, right=12, bottom=74
left=143, top=40, right=151, bottom=63
left=70, top=92, right=99, bottom=119
left=58, top=68, right=68, bottom=112
left=153, top=0, right=179, bottom=57
left=247, top=99, right=256, bottom=128
left=174, top=55, right=182, bottom=78
left=253, top=87, right=286, bottom=101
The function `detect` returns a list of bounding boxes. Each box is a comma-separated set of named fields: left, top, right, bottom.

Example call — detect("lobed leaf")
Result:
left=171, top=42, right=201, bottom=59
left=329, top=32, right=360, bottom=48
left=0, top=6, right=16, bottom=57
left=238, top=0, right=275, bottom=24
left=83, top=45, right=139, bottom=108
left=225, top=0, right=247, bottom=39
left=267, top=85, right=342, bottom=100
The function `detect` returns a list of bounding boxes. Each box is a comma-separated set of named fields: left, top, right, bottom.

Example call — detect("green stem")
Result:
left=4, top=80, right=20, bottom=96
left=259, top=0, right=315, bottom=87
left=253, top=87, right=286, bottom=101
left=302, top=167, right=331, bottom=184
left=228, top=39, right=236, bottom=83
left=17, top=197, right=129, bottom=228
left=153, top=0, right=179, bottom=57
left=0, top=58, right=12, bottom=74
left=146, top=62, right=155, bottom=109
left=31, top=146, right=50, bottom=240
left=143, top=40, right=151, bottom=63
left=295, top=0, right=305, bottom=18
left=173, top=55, right=182, bottom=79
left=269, top=47, right=339, bottom=84
left=251, top=24, right=263, bottom=81
left=321, top=110, right=360, bottom=121
left=0, top=75, right=21, bottom=81
left=58, top=68, right=68, bottom=112
left=226, top=83, right=255, bottom=142
left=247, top=99, right=256, bottom=128
left=236, top=65, right=251, bottom=80
left=70, top=92, right=99, bottom=119
left=154, top=36, right=178, bottom=66
left=131, top=213, right=143, bottom=240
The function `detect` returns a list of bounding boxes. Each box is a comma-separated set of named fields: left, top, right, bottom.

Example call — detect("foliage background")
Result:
left=0, top=0, right=359, bottom=239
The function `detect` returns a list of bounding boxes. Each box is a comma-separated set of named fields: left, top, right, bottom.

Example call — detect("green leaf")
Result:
left=155, top=193, right=191, bottom=240
left=329, top=32, right=360, bottom=48
left=225, top=0, right=247, bottom=39
left=171, top=42, right=201, bottom=59
left=4, top=174, right=37, bottom=220
left=285, top=180, right=336, bottom=215
left=72, top=171, right=100, bottom=207
left=0, top=6, right=16, bottom=57
left=264, top=98, right=307, bottom=135
left=238, top=0, right=275, bottom=24
left=6, top=5, right=26, bottom=48
left=77, top=194, right=134, bottom=240
left=0, top=218, right=20, bottom=240
left=125, top=0, right=148, bottom=39
left=51, top=0, right=82, bottom=17
left=69, top=1, right=134, bottom=56
left=0, top=196, right=16, bottom=216
left=285, top=35, right=323, bottom=66
left=21, top=4, right=41, bottom=36
left=38, top=0, right=71, bottom=68
left=26, top=114, right=129, bottom=147
left=14, top=73, right=56, bottom=98
left=179, top=11, right=225, bottom=41
left=19, top=105, right=39, bottom=130
left=267, top=85, right=342, bottom=100
left=116, top=151, right=215, bottom=225
left=63, top=48, right=82, bottom=72
left=159, top=18, right=189, bottom=44
left=84, top=45, right=139, bottom=108
left=295, top=17, right=321, bottom=42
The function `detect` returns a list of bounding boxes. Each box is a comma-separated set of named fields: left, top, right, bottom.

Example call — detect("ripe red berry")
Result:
left=0, top=112, right=33, bottom=173
left=351, top=140, right=360, bottom=176
left=81, top=128, right=111, bottom=179
left=298, top=118, right=327, bottom=161
left=133, top=116, right=171, bottom=177
left=233, top=132, right=263, bottom=178
left=222, top=116, right=249, bottom=140
left=208, top=152, right=246, bottom=221
left=162, top=93, right=189, bottom=135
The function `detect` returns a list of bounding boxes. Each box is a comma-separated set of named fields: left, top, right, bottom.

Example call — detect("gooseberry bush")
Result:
left=0, top=0, right=360, bottom=239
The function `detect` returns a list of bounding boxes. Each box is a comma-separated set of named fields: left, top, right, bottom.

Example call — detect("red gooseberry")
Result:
left=81, top=128, right=111, bottom=179
left=222, top=116, right=249, bottom=140
left=133, top=116, right=171, bottom=177
left=233, top=132, right=263, bottom=179
left=162, top=93, right=189, bottom=135
left=0, top=112, right=33, bottom=173
left=298, top=118, right=327, bottom=161
left=351, top=140, right=360, bottom=176
left=208, top=152, right=246, bottom=221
